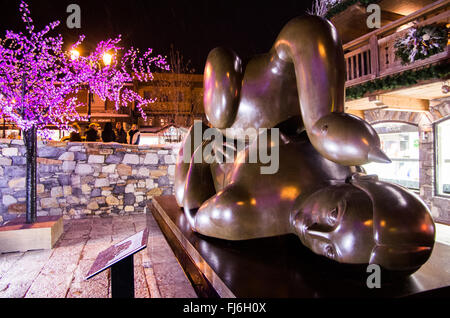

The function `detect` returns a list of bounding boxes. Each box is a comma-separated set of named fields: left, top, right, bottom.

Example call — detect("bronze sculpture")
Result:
left=175, top=15, right=435, bottom=275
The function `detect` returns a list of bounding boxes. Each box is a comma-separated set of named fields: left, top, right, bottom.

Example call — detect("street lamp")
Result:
left=103, top=52, right=113, bottom=66
left=70, top=49, right=80, bottom=61
left=69, top=47, right=115, bottom=121
left=71, top=48, right=115, bottom=121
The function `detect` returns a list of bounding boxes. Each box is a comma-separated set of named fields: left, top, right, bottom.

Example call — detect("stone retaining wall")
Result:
left=0, top=140, right=179, bottom=224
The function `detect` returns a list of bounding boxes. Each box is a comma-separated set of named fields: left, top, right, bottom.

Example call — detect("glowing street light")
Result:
left=70, top=49, right=80, bottom=60
left=102, top=52, right=113, bottom=66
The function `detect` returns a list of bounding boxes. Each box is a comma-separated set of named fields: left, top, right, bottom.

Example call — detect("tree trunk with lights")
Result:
left=24, top=125, right=37, bottom=224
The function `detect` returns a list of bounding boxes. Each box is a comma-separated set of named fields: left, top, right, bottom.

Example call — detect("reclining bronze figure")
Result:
left=175, top=15, right=435, bottom=275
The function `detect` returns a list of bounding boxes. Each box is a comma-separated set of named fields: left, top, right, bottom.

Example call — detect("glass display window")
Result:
left=363, top=122, right=420, bottom=190
left=435, top=117, right=450, bottom=196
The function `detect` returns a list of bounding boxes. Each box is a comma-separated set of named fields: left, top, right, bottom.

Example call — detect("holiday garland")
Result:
left=394, top=23, right=449, bottom=65
left=346, top=62, right=450, bottom=100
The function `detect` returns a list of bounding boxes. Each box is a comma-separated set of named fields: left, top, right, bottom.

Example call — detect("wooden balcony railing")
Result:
left=344, top=0, right=450, bottom=88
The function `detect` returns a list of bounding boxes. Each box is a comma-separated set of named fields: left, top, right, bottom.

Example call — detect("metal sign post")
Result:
left=86, top=229, right=149, bottom=298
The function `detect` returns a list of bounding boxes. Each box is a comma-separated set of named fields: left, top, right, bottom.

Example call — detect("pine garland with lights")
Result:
left=346, top=62, right=450, bottom=100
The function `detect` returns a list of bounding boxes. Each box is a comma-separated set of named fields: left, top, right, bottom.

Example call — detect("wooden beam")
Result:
left=369, top=95, right=430, bottom=112
left=381, top=10, right=406, bottom=22
left=345, top=94, right=431, bottom=112
left=346, top=109, right=366, bottom=119
left=345, top=97, right=387, bottom=111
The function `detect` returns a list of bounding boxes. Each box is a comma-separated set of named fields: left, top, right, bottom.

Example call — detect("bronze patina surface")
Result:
left=175, top=15, right=435, bottom=275
left=152, top=196, right=450, bottom=298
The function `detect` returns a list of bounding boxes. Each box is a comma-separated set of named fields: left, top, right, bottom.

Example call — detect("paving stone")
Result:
left=0, top=250, right=53, bottom=298
left=66, top=259, right=109, bottom=298
left=0, top=214, right=195, bottom=299
left=0, top=252, right=24, bottom=280
left=25, top=240, right=85, bottom=298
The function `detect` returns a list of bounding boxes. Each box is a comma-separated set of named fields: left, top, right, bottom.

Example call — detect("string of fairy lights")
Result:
left=0, top=1, right=170, bottom=138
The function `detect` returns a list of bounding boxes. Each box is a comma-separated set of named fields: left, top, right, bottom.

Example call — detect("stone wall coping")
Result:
left=0, top=140, right=179, bottom=151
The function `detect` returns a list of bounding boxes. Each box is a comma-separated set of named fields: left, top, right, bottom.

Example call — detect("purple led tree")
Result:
left=0, top=1, right=169, bottom=224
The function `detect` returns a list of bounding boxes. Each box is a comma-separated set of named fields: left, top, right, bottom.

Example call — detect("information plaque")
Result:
left=86, top=228, right=149, bottom=298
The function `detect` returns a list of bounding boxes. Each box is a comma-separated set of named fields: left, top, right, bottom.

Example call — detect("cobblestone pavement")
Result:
left=0, top=213, right=197, bottom=298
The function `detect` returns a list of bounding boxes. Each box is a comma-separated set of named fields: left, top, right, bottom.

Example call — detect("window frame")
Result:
left=366, top=120, right=420, bottom=190
left=434, top=116, right=450, bottom=198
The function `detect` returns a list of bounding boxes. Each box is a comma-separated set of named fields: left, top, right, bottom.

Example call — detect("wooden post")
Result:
left=369, top=35, right=380, bottom=79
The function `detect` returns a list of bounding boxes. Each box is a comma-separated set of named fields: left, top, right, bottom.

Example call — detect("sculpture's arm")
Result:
left=274, top=15, right=346, bottom=125
left=273, top=15, right=390, bottom=166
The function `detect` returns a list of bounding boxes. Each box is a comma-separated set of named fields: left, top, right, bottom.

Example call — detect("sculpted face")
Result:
left=293, top=184, right=375, bottom=264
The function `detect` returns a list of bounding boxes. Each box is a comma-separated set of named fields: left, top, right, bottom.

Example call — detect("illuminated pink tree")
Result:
left=0, top=1, right=169, bottom=223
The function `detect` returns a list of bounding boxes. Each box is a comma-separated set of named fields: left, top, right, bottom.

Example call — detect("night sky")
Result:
left=0, top=0, right=314, bottom=73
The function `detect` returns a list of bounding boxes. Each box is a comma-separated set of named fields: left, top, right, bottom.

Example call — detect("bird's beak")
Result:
left=368, top=147, right=391, bottom=164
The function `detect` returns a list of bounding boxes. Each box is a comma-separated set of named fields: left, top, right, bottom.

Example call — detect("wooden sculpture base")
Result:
left=0, top=216, right=64, bottom=254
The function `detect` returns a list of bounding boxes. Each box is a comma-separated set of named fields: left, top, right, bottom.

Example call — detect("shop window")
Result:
left=363, top=122, right=420, bottom=190
left=143, top=91, right=152, bottom=100
left=435, top=117, right=450, bottom=196
left=160, top=118, right=168, bottom=127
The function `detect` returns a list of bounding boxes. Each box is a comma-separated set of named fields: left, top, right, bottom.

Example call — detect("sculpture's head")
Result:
left=309, top=112, right=391, bottom=166
left=293, top=180, right=435, bottom=274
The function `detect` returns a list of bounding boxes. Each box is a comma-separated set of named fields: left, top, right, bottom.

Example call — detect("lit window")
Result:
left=143, top=91, right=152, bottom=100
left=436, top=117, right=450, bottom=196
left=363, top=122, right=419, bottom=190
